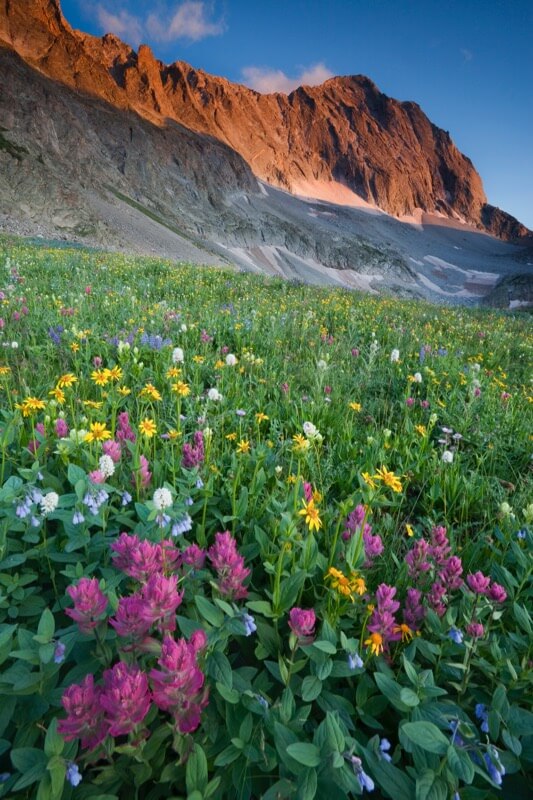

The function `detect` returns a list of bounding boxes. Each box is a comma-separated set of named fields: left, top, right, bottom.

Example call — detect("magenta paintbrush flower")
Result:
left=100, top=662, right=151, bottom=737
left=467, top=571, right=491, bottom=595
left=65, top=577, right=107, bottom=634
left=140, top=573, right=183, bottom=632
left=57, top=674, right=108, bottom=750
left=111, top=533, right=163, bottom=581
left=207, top=531, right=250, bottom=600
left=288, top=607, right=316, bottom=644
left=109, top=595, right=152, bottom=641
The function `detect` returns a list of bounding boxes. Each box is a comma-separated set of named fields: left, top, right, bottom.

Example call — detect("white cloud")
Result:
left=94, top=2, right=224, bottom=45
left=96, top=6, right=143, bottom=46
left=146, top=1, right=225, bottom=42
left=241, top=62, right=334, bottom=94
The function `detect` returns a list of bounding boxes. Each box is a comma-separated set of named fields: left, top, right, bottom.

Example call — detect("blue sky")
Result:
left=62, top=0, right=533, bottom=228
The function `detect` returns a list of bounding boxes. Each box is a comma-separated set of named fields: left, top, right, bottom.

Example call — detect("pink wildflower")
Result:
left=109, top=596, right=152, bottom=641
left=57, top=674, right=108, bottom=749
left=428, top=581, right=447, bottom=617
left=149, top=634, right=209, bottom=733
left=181, top=543, right=206, bottom=570
left=288, top=607, right=316, bottom=644
left=117, top=412, right=136, bottom=444
left=488, top=583, right=507, bottom=603
left=403, top=588, right=425, bottom=630
left=406, top=397, right=415, bottom=407
left=89, top=469, right=105, bottom=484
left=140, top=573, right=183, bottom=632
left=467, top=572, right=491, bottom=596
left=405, top=539, right=431, bottom=578
left=111, top=533, right=163, bottom=581
left=466, top=621, right=484, bottom=638
left=430, top=526, right=451, bottom=566
left=181, top=431, right=204, bottom=469
left=207, top=531, right=250, bottom=600
left=102, top=439, right=122, bottom=463
left=100, top=662, right=151, bottom=736
left=65, top=577, right=107, bottom=633
left=131, top=454, right=151, bottom=489
left=55, top=418, right=69, bottom=438
left=439, top=556, right=463, bottom=591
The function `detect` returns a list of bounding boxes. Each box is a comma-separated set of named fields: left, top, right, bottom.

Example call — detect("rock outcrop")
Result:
left=0, top=0, right=529, bottom=241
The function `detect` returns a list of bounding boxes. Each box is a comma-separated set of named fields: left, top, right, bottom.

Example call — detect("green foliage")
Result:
left=0, top=239, right=531, bottom=798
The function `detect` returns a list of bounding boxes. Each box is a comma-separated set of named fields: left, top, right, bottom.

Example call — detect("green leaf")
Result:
left=400, top=687, right=420, bottom=707
left=416, top=769, right=448, bottom=800
left=296, top=768, right=317, bottom=799
left=301, top=676, right=322, bottom=702
left=195, top=595, right=224, bottom=627
left=207, top=650, right=233, bottom=689
left=312, top=640, right=336, bottom=654
left=44, top=719, right=64, bottom=758
left=286, top=743, right=322, bottom=767
left=36, top=608, right=55, bottom=642
left=11, top=748, right=47, bottom=790
left=447, top=744, right=474, bottom=783
left=374, top=672, right=412, bottom=712
left=402, top=722, right=449, bottom=755
left=513, top=602, right=532, bottom=635
left=214, top=744, right=241, bottom=767
left=67, top=464, right=86, bottom=486
left=186, top=743, right=208, bottom=795
left=46, top=755, right=66, bottom=799
left=277, top=570, right=306, bottom=613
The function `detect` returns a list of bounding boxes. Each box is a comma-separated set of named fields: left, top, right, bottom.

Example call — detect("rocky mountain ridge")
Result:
left=0, top=0, right=529, bottom=242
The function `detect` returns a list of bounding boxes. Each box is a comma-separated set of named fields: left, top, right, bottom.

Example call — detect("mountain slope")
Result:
left=0, top=0, right=529, bottom=241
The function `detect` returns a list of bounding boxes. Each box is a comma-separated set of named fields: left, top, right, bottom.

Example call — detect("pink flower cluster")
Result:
left=342, top=505, right=383, bottom=565
left=150, top=631, right=209, bottom=733
left=288, top=607, right=316, bottom=644
left=65, top=578, right=107, bottom=634
left=58, top=630, right=208, bottom=748
left=182, top=431, right=205, bottom=469
left=404, top=526, right=507, bottom=620
left=367, top=584, right=401, bottom=647
left=207, top=531, right=250, bottom=600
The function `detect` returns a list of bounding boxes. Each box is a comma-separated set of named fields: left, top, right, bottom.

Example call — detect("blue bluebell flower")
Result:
left=379, top=739, right=392, bottom=762
left=448, top=627, right=463, bottom=644
left=242, top=613, right=257, bottom=636
left=348, top=756, right=374, bottom=792
left=53, top=641, right=66, bottom=664
left=475, top=703, right=490, bottom=733
left=66, top=762, right=82, bottom=787
left=484, top=749, right=505, bottom=785
left=348, top=652, right=363, bottom=670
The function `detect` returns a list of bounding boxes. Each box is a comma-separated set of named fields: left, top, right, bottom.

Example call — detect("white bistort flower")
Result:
left=41, top=492, right=59, bottom=515
left=207, top=387, right=223, bottom=401
left=153, top=487, right=173, bottom=511
left=390, top=349, right=400, bottom=362
left=442, top=450, right=454, bottom=464
left=225, top=353, right=238, bottom=366
left=172, top=347, right=184, bottom=364
left=317, top=359, right=328, bottom=370
left=413, top=372, right=423, bottom=383
left=98, top=455, right=115, bottom=479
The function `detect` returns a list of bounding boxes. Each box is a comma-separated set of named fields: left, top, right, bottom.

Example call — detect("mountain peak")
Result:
left=0, top=0, right=529, bottom=240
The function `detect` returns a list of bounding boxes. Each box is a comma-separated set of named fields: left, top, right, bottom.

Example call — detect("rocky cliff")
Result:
left=0, top=0, right=529, bottom=241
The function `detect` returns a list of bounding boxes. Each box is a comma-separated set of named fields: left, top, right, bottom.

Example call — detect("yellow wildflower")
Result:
left=139, top=383, right=162, bottom=402
left=236, top=439, right=251, bottom=455
left=364, top=632, right=384, bottom=656
left=255, top=412, right=269, bottom=423
left=373, top=466, right=403, bottom=493
left=0, top=366, right=11, bottom=376
left=166, top=366, right=182, bottom=379
left=292, top=433, right=310, bottom=453
left=415, top=424, right=427, bottom=436
left=57, top=373, right=77, bottom=388
left=393, top=623, right=414, bottom=642
left=349, top=402, right=362, bottom=412
left=84, top=422, right=111, bottom=442
left=226, top=432, right=237, bottom=441
left=118, top=386, right=131, bottom=396
left=107, top=366, right=123, bottom=382
left=406, top=523, right=415, bottom=538
left=91, top=369, right=110, bottom=387
left=362, top=472, right=377, bottom=489
left=49, top=386, right=66, bottom=404
left=139, top=418, right=157, bottom=438
left=192, top=355, right=205, bottom=364
left=171, top=381, right=191, bottom=397
left=298, top=499, right=322, bottom=533
left=70, top=342, right=80, bottom=353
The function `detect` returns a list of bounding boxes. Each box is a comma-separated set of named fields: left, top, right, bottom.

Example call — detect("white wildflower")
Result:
left=225, top=353, right=237, bottom=366
left=413, top=372, right=422, bottom=383
left=207, top=388, right=223, bottom=401
left=172, top=347, right=184, bottom=364
left=41, top=492, right=59, bottom=515
left=390, top=349, right=400, bottom=362
left=442, top=450, right=454, bottom=464
left=153, top=487, right=173, bottom=511
left=98, top=455, right=115, bottom=479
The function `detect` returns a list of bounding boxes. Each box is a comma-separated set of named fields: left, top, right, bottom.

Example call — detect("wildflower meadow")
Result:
left=0, top=237, right=531, bottom=800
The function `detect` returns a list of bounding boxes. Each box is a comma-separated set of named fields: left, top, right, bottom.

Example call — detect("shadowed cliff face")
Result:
left=0, top=0, right=529, bottom=242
